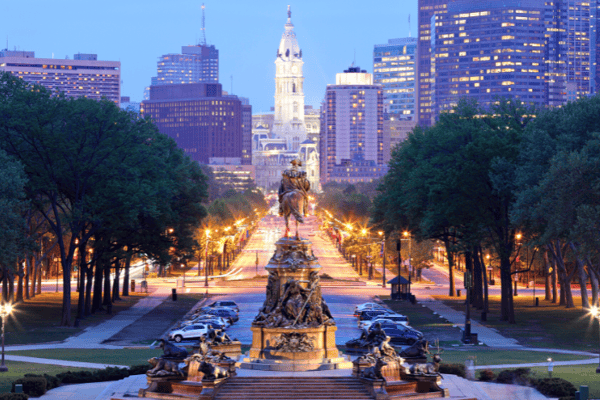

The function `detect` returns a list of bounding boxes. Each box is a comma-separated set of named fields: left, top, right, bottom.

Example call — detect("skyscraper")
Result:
left=0, top=49, right=120, bottom=104
left=417, top=0, right=449, bottom=127
left=432, top=0, right=547, bottom=115
left=140, top=82, right=244, bottom=165
left=373, top=37, right=417, bottom=119
left=151, top=45, right=218, bottom=86
left=320, top=66, right=385, bottom=185
left=420, top=0, right=600, bottom=122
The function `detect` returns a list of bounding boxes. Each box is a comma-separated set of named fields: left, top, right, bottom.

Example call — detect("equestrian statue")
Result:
left=278, top=159, right=310, bottom=238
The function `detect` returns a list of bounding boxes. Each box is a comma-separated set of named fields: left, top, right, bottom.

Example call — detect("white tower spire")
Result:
left=273, top=5, right=306, bottom=152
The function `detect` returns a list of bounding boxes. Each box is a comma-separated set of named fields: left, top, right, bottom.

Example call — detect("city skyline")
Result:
left=2, top=0, right=418, bottom=113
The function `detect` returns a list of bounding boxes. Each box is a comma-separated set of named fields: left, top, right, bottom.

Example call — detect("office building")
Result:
left=417, top=0, right=449, bottom=126
left=420, top=0, right=600, bottom=122
left=140, top=82, right=244, bottom=164
left=0, top=49, right=120, bottom=104
left=373, top=37, right=417, bottom=119
left=320, top=65, right=386, bottom=185
left=432, top=0, right=548, bottom=115
left=151, top=45, right=218, bottom=86
left=252, top=6, right=319, bottom=192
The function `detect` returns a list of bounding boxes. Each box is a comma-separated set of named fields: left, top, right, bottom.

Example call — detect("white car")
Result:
left=169, top=323, right=210, bottom=343
left=353, top=302, right=387, bottom=317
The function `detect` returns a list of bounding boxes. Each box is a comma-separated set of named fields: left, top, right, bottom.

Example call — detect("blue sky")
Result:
left=3, top=0, right=418, bottom=113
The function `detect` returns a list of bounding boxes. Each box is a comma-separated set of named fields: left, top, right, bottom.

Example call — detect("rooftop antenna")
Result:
left=201, top=3, right=207, bottom=46
left=408, top=14, right=411, bottom=37
left=230, top=75, right=233, bottom=94
left=353, top=49, right=356, bottom=67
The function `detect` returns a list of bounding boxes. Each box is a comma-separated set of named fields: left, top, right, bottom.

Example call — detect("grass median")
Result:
left=6, top=292, right=149, bottom=345
left=433, top=294, right=600, bottom=352
left=5, top=348, right=159, bottom=366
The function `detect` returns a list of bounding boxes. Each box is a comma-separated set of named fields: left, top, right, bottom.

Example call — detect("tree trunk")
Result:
left=8, top=269, right=15, bottom=304
left=92, top=256, right=104, bottom=313
left=443, top=237, right=456, bottom=297
left=24, top=257, right=31, bottom=300
left=16, top=259, right=24, bottom=303
left=112, top=259, right=121, bottom=302
left=122, top=252, right=131, bottom=297
left=472, top=249, right=484, bottom=310
left=76, top=240, right=87, bottom=321
left=551, top=256, right=558, bottom=303
left=500, top=256, right=515, bottom=323
left=2, top=266, right=7, bottom=302
left=576, top=258, right=590, bottom=309
left=549, top=240, right=574, bottom=308
left=588, top=264, right=599, bottom=308
left=103, top=261, right=112, bottom=309
left=84, top=257, right=94, bottom=316
left=544, top=250, right=551, bottom=301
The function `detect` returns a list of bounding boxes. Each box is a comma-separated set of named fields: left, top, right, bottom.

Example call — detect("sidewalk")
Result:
left=6, top=286, right=173, bottom=351
left=420, top=296, right=522, bottom=347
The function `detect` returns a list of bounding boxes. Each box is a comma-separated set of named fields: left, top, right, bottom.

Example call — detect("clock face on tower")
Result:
left=292, top=65, right=298, bottom=74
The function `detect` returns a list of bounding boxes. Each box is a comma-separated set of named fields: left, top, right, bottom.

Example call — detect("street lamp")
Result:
left=0, top=303, right=13, bottom=372
left=205, top=229, right=210, bottom=287
left=379, top=231, right=386, bottom=288
left=589, top=307, right=600, bottom=373
left=515, top=233, right=522, bottom=296
left=54, top=257, right=59, bottom=293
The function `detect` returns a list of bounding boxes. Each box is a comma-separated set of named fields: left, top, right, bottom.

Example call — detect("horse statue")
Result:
left=278, top=159, right=310, bottom=238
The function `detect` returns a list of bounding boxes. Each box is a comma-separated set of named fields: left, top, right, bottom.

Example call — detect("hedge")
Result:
left=0, top=394, right=28, bottom=400
left=438, top=363, right=466, bottom=378
left=11, top=377, right=46, bottom=397
left=534, top=377, right=576, bottom=398
left=11, top=364, right=149, bottom=392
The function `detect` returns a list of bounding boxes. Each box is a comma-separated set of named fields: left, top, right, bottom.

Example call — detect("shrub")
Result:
left=0, top=394, right=29, bottom=400
left=496, top=368, right=533, bottom=385
left=129, top=364, right=149, bottom=375
left=438, top=363, right=466, bottom=378
left=534, top=378, right=576, bottom=398
left=23, top=373, right=60, bottom=390
left=478, top=369, right=495, bottom=382
left=56, top=370, right=95, bottom=384
left=558, top=397, right=575, bottom=400
left=11, top=377, right=47, bottom=397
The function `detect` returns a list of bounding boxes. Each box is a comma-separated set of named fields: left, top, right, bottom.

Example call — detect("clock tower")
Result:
left=273, top=5, right=306, bottom=151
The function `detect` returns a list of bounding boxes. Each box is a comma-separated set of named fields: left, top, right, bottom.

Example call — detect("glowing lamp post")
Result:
left=205, top=229, right=210, bottom=288
left=379, top=231, right=386, bottom=288
left=590, top=307, right=600, bottom=373
left=0, top=303, right=13, bottom=372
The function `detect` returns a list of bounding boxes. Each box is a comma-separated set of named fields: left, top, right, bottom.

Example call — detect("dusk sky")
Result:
left=3, top=0, right=418, bottom=113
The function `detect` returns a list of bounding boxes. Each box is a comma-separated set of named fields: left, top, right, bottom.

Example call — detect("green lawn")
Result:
left=489, top=364, right=600, bottom=399
left=6, top=292, right=149, bottom=345
left=0, top=362, right=95, bottom=393
left=441, top=349, right=592, bottom=366
left=433, top=294, right=600, bottom=352
left=5, top=349, right=159, bottom=366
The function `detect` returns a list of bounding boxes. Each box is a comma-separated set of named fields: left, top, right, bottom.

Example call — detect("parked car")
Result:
left=359, top=314, right=410, bottom=330
left=201, top=308, right=239, bottom=323
left=181, top=316, right=229, bottom=330
left=354, top=303, right=387, bottom=317
left=169, top=324, right=210, bottom=343
left=371, top=323, right=423, bottom=345
left=357, top=309, right=392, bottom=324
left=201, top=300, right=240, bottom=313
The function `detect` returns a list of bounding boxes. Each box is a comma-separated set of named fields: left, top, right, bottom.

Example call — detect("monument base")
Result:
left=239, top=325, right=351, bottom=371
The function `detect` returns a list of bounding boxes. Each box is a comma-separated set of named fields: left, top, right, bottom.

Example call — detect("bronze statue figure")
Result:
left=278, top=159, right=310, bottom=238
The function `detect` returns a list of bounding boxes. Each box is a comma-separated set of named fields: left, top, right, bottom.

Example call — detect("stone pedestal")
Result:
left=249, top=325, right=338, bottom=360
left=192, top=341, right=242, bottom=359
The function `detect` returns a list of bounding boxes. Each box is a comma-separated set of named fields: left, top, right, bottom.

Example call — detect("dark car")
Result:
left=378, top=324, right=423, bottom=345
left=357, top=309, right=391, bottom=323
left=202, top=308, right=239, bottom=323
left=203, top=300, right=240, bottom=313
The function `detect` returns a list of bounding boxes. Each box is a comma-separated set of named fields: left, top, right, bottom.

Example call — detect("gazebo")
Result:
left=388, top=276, right=411, bottom=300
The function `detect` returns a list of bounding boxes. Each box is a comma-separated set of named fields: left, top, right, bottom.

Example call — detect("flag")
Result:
left=380, top=242, right=384, bottom=257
